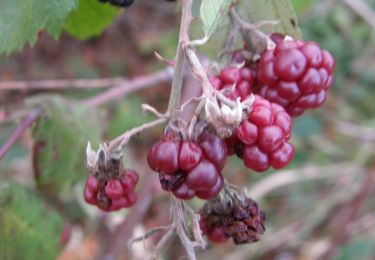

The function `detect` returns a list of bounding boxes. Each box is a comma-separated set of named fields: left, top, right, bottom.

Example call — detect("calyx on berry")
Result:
left=84, top=143, right=139, bottom=211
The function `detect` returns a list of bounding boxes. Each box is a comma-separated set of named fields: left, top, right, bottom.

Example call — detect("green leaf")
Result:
left=238, top=0, right=302, bottom=39
left=0, top=0, right=77, bottom=54
left=64, top=0, right=118, bottom=40
left=200, top=0, right=232, bottom=38
left=28, top=95, right=101, bottom=198
left=0, top=182, right=64, bottom=259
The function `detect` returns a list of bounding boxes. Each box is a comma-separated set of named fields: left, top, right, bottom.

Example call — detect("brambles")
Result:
left=199, top=192, right=266, bottom=244
left=147, top=129, right=226, bottom=200
left=256, top=38, right=336, bottom=116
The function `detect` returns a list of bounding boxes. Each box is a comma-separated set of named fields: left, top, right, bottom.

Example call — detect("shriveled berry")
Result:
left=207, top=226, right=229, bottom=243
left=159, top=171, right=185, bottom=191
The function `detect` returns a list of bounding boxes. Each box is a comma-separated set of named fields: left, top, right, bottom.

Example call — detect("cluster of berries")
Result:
left=205, top=38, right=335, bottom=172
left=199, top=195, right=266, bottom=244
left=226, top=95, right=294, bottom=172
left=147, top=129, right=228, bottom=200
left=84, top=146, right=139, bottom=212
left=222, top=38, right=335, bottom=116
left=84, top=169, right=138, bottom=211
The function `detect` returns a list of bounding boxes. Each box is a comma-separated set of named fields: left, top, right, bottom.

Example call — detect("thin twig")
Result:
left=167, top=0, right=192, bottom=121
left=342, top=0, right=375, bottom=30
left=129, top=225, right=172, bottom=247
left=108, top=117, right=167, bottom=151
left=150, top=227, right=175, bottom=260
left=0, top=77, right=123, bottom=90
left=83, top=68, right=173, bottom=107
left=0, top=108, right=42, bottom=160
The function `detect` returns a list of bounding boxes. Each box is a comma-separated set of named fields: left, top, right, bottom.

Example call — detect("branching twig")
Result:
left=83, top=68, right=173, bottom=107
left=0, top=77, right=123, bottom=91
left=0, top=108, right=42, bottom=160
left=108, top=117, right=167, bottom=151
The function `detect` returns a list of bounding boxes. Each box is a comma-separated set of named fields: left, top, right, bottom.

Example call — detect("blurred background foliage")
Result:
left=1, top=0, right=375, bottom=259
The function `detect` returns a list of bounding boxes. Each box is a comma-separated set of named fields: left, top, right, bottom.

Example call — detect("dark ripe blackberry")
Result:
left=159, top=171, right=185, bottom=191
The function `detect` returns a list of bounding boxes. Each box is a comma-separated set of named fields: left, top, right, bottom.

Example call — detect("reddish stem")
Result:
left=0, top=108, right=42, bottom=161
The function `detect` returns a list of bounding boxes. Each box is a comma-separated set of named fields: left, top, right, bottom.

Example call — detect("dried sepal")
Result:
left=204, top=96, right=254, bottom=138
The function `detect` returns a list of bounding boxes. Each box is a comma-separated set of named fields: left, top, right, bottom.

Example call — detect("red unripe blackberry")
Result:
left=83, top=169, right=139, bottom=211
left=210, top=66, right=256, bottom=101
left=148, top=130, right=226, bottom=200
left=83, top=184, right=97, bottom=205
left=198, top=130, right=228, bottom=170
left=185, top=160, right=219, bottom=192
left=105, top=179, right=124, bottom=200
left=179, top=141, right=203, bottom=171
left=257, top=39, right=335, bottom=116
left=147, top=139, right=180, bottom=175
left=126, top=191, right=138, bottom=207
left=172, top=183, right=196, bottom=200
left=121, top=170, right=139, bottom=191
left=227, top=95, right=294, bottom=172
left=86, top=175, right=99, bottom=193
left=195, top=174, right=224, bottom=200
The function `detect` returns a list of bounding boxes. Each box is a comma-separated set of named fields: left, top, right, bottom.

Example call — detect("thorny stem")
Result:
left=0, top=108, right=42, bottom=161
left=167, top=0, right=192, bottom=121
left=107, top=117, right=167, bottom=151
